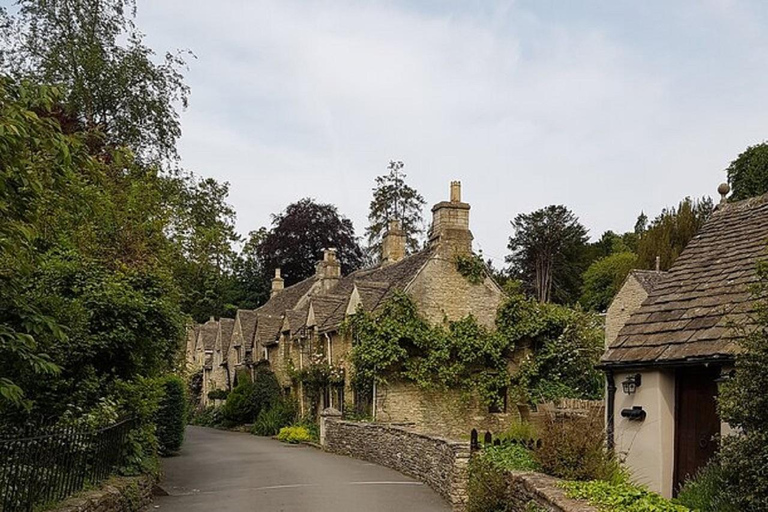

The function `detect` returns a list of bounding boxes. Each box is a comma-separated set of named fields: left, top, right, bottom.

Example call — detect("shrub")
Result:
left=535, top=411, right=625, bottom=483
left=561, top=480, right=689, bottom=512
left=482, top=444, right=539, bottom=472
left=113, top=377, right=163, bottom=476
left=676, top=461, right=738, bottom=512
left=298, top=416, right=319, bottom=442
left=189, top=405, right=223, bottom=427
left=221, top=366, right=281, bottom=426
left=277, top=425, right=311, bottom=444
left=207, top=389, right=229, bottom=401
left=467, top=453, right=512, bottom=512
left=252, top=398, right=297, bottom=436
left=156, top=375, right=187, bottom=455
left=497, top=421, right=538, bottom=444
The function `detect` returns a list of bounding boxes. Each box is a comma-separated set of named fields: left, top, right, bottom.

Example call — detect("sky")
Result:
left=10, top=0, right=768, bottom=264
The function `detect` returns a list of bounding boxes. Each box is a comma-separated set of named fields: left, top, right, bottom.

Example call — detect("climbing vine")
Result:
left=455, top=254, right=487, bottom=284
left=286, top=354, right=345, bottom=414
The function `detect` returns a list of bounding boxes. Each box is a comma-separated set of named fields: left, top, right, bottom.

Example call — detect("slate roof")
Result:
left=255, top=313, right=283, bottom=346
left=629, top=270, right=666, bottom=293
left=259, top=276, right=318, bottom=316
left=308, top=295, right=348, bottom=327
left=198, top=319, right=218, bottom=351
left=219, top=318, right=235, bottom=362
left=235, top=309, right=259, bottom=350
left=602, top=193, right=768, bottom=368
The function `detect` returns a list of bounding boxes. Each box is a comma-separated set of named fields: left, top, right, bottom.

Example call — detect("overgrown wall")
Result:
left=502, top=472, right=597, bottom=512
left=321, top=417, right=470, bottom=510
left=51, top=475, right=154, bottom=512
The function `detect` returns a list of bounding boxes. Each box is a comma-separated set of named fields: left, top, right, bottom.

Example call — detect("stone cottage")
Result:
left=599, top=187, right=768, bottom=497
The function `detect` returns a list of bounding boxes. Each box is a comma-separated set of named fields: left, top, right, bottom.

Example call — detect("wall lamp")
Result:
left=622, top=374, right=642, bottom=395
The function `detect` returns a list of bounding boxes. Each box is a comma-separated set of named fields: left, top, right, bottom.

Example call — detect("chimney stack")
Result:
left=271, top=268, right=284, bottom=297
left=316, top=248, right=341, bottom=292
left=428, top=181, right=473, bottom=257
left=381, top=220, right=406, bottom=265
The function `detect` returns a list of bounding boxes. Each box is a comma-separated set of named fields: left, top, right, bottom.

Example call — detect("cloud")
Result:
left=136, top=0, right=768, bottom=263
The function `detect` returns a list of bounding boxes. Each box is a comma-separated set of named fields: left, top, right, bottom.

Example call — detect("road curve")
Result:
left=154, top=426, right=450, bottom=512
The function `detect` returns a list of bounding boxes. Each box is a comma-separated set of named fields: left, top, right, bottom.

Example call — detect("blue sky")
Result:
left=6, top=0, right=768, bottom=263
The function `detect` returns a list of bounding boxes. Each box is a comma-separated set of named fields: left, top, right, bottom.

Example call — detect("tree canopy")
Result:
left=506, top=205, right=589, bottom=304
left=366, top=160, right=426, bottom=258
left=726, top=142, right=768, bottom=201
left=258, top=198, right=365, bottom=286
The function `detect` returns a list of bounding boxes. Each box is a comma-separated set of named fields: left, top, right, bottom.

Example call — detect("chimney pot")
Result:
left=429, top=181, right=472, bottom=256
left=450, top=181, right=462, bottom=203
left=271, top=267, right=285, bottom=297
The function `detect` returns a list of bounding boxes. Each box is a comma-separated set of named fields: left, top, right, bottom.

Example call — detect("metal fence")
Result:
left=469, top=428, right=542, bottom=453
left=0, top=417, right=135, bottom=512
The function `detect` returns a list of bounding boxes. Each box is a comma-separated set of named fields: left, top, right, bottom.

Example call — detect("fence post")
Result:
left=470, top=429, right=479, bottom=452
left=483, top=431, right=492, bottom=445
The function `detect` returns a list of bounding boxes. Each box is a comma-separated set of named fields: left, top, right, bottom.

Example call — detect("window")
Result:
left=488, top=387, right=508, bottom=414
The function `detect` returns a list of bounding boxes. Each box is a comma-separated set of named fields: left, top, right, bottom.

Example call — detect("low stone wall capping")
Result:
left=320, top=409, right=470, bottom=510
left=504, top=472, right=598, bottom=512
left=50, top=475, right=154, bottom=512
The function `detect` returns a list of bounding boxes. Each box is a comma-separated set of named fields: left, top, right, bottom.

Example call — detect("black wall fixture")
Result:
left=621, top=406, right=647, bottom=421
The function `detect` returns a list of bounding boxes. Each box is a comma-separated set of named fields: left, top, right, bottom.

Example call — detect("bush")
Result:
left=189, top=405, right=223, bottom=427
left=221, top=365, right=281, bottom=426
left=252, top=398, right=297, bottom=436
left=562, top=480, right=688, bottom=512
left=113, top=377, right=163, bottom=476
left=535, top=411, right=625, bottom=483
left=497, top=421, right=538, bottom=444
left=298, top=417, right=319, bottom=442
left=467, top=453, right=512, bottom=512
left=676, top=461, right=737, bottom=512
left=482, top=444, right=539, bottom=472
left=156, top=375, right=187, bottom=455
left=277, top=425, right=311, bottom=444
left=207, top=389, right=229, bottom=401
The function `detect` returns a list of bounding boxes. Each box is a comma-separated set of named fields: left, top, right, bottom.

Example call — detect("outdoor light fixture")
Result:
left=621, top=406, right=646, bottom=421
left=621, top=374, right=642, bottom=394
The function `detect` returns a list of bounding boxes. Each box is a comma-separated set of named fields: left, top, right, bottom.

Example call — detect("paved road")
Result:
left=154, top=426, right=450, bottom=512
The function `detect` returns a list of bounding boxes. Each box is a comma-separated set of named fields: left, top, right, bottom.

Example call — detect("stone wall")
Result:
left=376, top=380, right=517, bottom=440
left=502, top=472, right=597, bottom=512
left=321, top=415, right=470, bottom=510
left=605, top=274, right=648, bottom=348
left=51, top=475, right=154, bottom=512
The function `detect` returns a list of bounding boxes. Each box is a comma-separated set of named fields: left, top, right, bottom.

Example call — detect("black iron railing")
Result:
left=0, top=417, right=135, bottom=512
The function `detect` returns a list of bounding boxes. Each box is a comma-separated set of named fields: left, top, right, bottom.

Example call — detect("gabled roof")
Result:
left=628, top=270, right=666, bottom=294
left=219, top=318, right=235, bottom=362
left=282, top=308, right=308, bottom=335
left=255, top=313, right=283, bottom=346
left=198, top=319, right=218, bottom=351
left=308, top=294, right=347, bottom=327
left=602, top=193, right=768, bottom=368
left=259, top=275, right=318, bottom=316
left=234, top=309, right=259, bottom=349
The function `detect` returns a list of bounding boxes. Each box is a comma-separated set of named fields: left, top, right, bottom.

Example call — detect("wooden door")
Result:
left=674, top=367, right=720, bottom=494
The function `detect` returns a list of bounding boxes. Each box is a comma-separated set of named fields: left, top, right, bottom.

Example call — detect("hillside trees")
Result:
left=366, top=160, right=426, bottom=258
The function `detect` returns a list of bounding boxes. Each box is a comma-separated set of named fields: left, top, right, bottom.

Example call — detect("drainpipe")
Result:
left=606, top=369, right=616, bottom=451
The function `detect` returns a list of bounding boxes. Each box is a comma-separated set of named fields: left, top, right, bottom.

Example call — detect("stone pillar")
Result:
left=381, top=220, right=406, bottom=264
left=271, top=268, right=284, bottom=297
left=320, top=407, right=342, bottom=448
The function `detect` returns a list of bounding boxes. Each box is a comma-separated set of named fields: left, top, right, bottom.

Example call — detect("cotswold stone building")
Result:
left=600, top=189, right=768, bottom=498
left=187, top=182, right=509, bottom=436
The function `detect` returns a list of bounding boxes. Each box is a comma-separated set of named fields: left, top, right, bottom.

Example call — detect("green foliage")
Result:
left=506, top=205, right=589, bottom=304
left=277, top=425, right=311, bottom=444
left=481, top=444, right=540, bottom=472
left=636, top=197, right=713, bottom=271
left=252, top=398, right=298, bottom=436
left=366, top=160, right=426, bottom=257
left=497, top=421, right=538, bottom=444
left=676, top=461, right=738, bottom=512
left=726, top=142, right=768, bottom=201
left=113, top=377, right=162, bottom=476
left=189, top=405, right=223, bottom=427
left=716, top=260, right=768, bottom=511
left=580, top=252, right=638, bottom=312
left=156, top=375, right=187, bottom=455
left=258, top=198, right=365, bottom=286
left=561, top=481, right=689, bottom=512
left=496, top=294, right=604, bottom=404
left=535, top=411, right=625, bottom=483
left=207, top=389, right=229, bottom=401
left=456, top=254, right=488, bottom=285
left=345, top=292, right=511, bottom=408
left=467, top=451, right=512, bottom=512
left=221, top=365, right=281, bottom=426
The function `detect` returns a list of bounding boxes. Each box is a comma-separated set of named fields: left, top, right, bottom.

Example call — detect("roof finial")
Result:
left=718, top=182, right=730, bottom=204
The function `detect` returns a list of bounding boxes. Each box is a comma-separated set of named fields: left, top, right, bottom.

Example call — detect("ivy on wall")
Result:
left=455, top=254, right=487, bottom=285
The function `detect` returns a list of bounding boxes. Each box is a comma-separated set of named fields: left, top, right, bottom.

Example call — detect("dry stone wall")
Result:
left=321, top=417, right=470, bottom=510
left=502, top=472, right=598, bottom=512
left=50, top=475, right=154, bottom=512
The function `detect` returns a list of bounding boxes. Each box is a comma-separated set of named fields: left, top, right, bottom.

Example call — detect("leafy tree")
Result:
left=366, top=160, right=426, bottom=258
left=726, top=142, right=768, bottom=201
left=1, top=0, right=190, bottom=163
left=231, top=228, right=271, bottom=310
left=258, top=198, right=365, bottom=285
left=506, top=205, right=589, bottom=304
left=580, top=252, right=638, bottom=312
left=636, top=197, right=713, bottom=271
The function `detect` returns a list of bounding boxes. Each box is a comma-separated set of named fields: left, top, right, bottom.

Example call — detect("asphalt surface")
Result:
left=154, top=426, right=450, bottom=512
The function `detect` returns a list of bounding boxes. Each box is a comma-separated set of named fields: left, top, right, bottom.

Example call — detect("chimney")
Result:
left=271, top=268, right=284, bottom=297
left=316, top=248, right=341, bottom=292
left=428, top=181, right=473, bottom=257
left=381, top=220, right=406, bottom=265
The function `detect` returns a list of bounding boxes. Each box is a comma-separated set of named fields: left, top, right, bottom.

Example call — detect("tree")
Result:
left=726, top=142, right=768, bottom=201
left=636, top=197, right=713, bottom=271
left=1, top=0, right=190, bottom=164
left=579, top=252, right=638, bottom=312
left=366, top=160, right=426, bottom=258
left=506, top=205, right=589, bottom=304
left=231, top=228, right=271, bottom=310
left=259, top=198, right=365, bottom=285
left=717, top=260, right=768, bottom=510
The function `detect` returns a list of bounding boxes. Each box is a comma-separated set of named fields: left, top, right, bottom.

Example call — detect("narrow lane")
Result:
left=154, top=426, right=450, bottom=512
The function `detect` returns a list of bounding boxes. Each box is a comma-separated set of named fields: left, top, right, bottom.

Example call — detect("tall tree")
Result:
left=726, top=142, right=768, bottom=201
left=1, top=0, right=190, bottom=163
left=506, top=205, right=589, bottom=304
left=636, top=196, right=713, bottom=271
left=579, top=252, right=638, bottom=312
left=231, top=228, right=271, bottom=310
left=259, top=198, right=365, bottom=286
left=366, top=160, right=426, bottom=258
